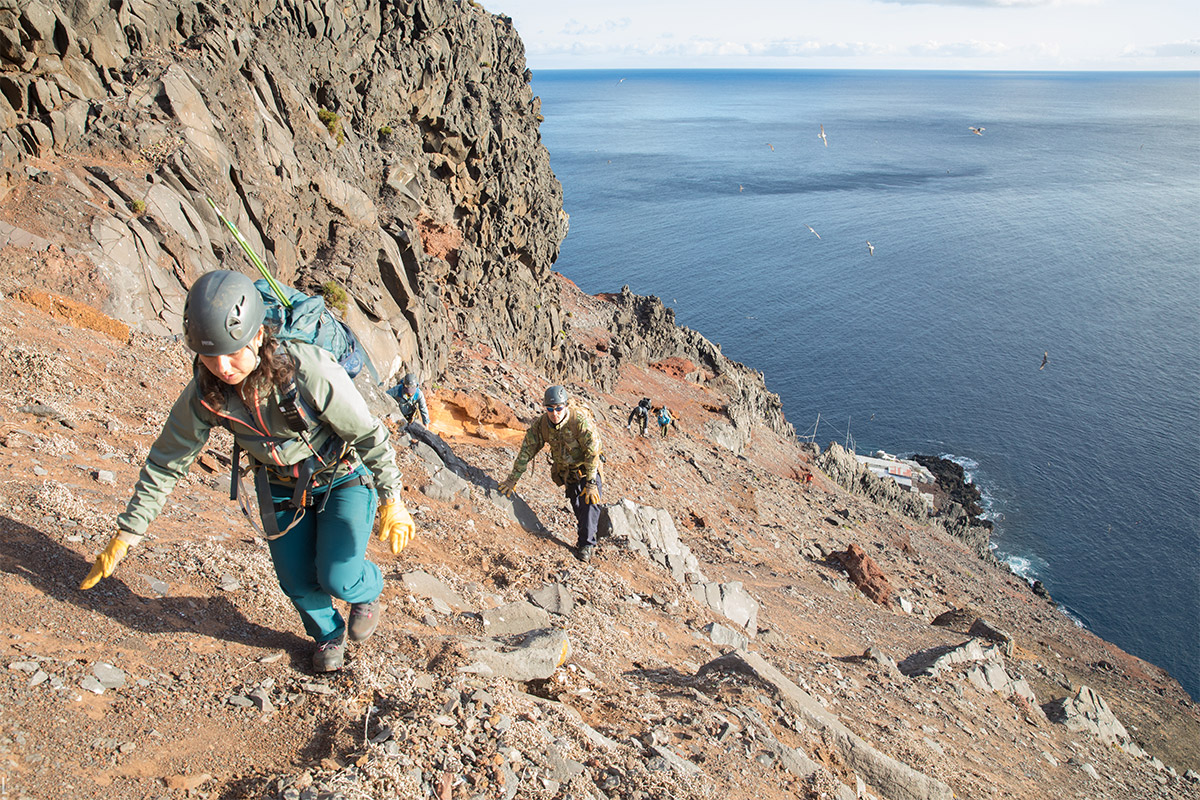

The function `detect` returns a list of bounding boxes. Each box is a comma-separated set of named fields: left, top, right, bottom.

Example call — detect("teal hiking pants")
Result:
left=265, top=466, right=380, bottom=643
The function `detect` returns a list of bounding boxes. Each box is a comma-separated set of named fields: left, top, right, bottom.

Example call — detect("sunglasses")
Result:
left=545, top=404, right=566, bottom=412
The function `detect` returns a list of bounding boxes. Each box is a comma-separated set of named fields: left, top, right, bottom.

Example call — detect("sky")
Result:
left=489, top=0, right=1200, bottom=71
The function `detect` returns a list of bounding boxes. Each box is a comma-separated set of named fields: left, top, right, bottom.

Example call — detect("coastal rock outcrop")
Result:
left=594, top=287, right=793, bottom=447
left=816, top=442, right=997, bottom=561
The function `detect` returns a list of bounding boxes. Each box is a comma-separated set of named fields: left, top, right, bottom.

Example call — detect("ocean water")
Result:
left=530, top=69, right=1200, bottom=700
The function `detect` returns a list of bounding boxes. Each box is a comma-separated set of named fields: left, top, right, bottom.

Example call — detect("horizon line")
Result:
left=527, top=65, right=1200, bottom=74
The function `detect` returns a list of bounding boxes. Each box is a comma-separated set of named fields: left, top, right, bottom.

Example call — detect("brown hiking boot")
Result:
left=312, top=633, right=346, bottom=673
left=348, top=599, right=382, bottom=642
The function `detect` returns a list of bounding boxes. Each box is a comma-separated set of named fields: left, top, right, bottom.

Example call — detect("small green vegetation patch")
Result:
left=317, top=108, right=346, bottom=146
left=321, top=281, right=349, bottom=315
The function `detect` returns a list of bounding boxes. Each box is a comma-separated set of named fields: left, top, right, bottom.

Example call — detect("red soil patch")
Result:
left=15, top=289, right=130, bottom=343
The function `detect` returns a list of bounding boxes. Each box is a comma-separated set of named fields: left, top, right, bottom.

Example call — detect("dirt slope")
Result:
left=0, top=284, right=1196, bottom=800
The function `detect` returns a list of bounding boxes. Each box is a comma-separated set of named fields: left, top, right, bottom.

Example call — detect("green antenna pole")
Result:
left=206, top=196, right=291, bottom=308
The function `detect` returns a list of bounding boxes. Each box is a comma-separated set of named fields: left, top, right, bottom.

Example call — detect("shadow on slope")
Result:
left=0, top=515, right=308, bottom=656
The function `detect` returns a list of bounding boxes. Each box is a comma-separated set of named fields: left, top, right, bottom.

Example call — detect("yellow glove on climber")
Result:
left=79, top=536, right=130, bottom=590
left=497, top=476, right=517, bottom=497
left=377, top=498, right=416, bottom=554
left=580, top=480, right=601, bottom=505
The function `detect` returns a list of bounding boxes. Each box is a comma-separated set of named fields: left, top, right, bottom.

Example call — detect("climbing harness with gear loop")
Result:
left=226, top=369, right=368, bottom=539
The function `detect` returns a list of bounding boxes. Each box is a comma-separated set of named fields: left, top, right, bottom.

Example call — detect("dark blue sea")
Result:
left=530, top=69, right=1200, bottom=700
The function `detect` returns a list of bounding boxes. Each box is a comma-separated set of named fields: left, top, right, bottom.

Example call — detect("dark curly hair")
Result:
left=196, top=329, right=295, bottom=411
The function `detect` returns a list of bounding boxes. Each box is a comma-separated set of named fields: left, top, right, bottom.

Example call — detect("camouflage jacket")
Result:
left=508, top=404, right=602, bottom=486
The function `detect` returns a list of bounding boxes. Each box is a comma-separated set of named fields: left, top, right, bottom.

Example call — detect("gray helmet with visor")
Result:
left=183, top=270, right=266, bottom=356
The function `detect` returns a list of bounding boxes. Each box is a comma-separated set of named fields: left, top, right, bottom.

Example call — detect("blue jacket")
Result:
left=387, top=383, right=430, bottom=425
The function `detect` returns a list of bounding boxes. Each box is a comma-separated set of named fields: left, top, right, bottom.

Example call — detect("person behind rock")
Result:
left=497, top=385, right=604, bottom=562
left=627, top=397, right=651, bottom=438
left=386, top=372, right=430, bottom=426
left=656, top=405, right=677, bottom=438
left=79, top=270, right=417, bottom=673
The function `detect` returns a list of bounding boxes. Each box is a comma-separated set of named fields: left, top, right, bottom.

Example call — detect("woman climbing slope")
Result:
left=79, top=270, right=416, bottom=672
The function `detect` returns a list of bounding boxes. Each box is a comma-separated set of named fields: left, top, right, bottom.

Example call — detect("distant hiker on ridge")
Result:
left=656, top=405, right=678, bottom=438
left=79, top=270, right=417, bottom=673
left=627, top=397, right=651, bottom=438
left=498, top=385, right=604, bottom=562
left=387, top=372, right=430, bottom=426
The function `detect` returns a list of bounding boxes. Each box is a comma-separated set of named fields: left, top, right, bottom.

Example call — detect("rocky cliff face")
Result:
left=2, top=0, right=571, bottom=384
left=0, top=0, right=791, bottom=453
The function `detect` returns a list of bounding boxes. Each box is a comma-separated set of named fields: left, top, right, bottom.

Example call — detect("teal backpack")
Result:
left=254, top=279, right=377, bottom=384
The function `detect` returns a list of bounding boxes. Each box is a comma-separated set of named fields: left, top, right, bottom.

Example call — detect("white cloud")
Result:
left=528, top=36, right=895, bottom=61
left=561, top=17, right=631, bottom=36
left=1120, top=40, right=1200, bottom=58
left=877, top=0, right=1091, bottom=6
left=507, top=0, right=1199, bottom=70
left=908, top=39, right=1013, bottom=57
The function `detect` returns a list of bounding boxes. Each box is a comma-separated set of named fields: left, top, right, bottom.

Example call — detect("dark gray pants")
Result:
left=565, top=473, right=602, bottom=548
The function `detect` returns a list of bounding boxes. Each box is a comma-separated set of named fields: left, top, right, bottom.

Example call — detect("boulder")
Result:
left=462, top=628, right=570, bottom=682
left=528, top=583, right=574, bottom=617
left=482, top=600, right=550, bottom=637
left=931, top=606, right=980, bottom=631
left=401, top=570, right=470, bottom=613
left=965, top=662, right=1041, bottom=710
left=899, top=638, right=1001, bottom=678
left=830, top=542, right=893, bottom=606
left=968, top=617, right=1014, bottom=656
left=1043, top=685, right=1129, bottom=746
left=703, top=621, right=748, bottom=650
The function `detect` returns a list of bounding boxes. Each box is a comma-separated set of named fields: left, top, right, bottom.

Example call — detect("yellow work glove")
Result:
left=378, top=499, right=416, bottom=554
left=79, top=536, right=130, bottom=590
left=580, top=480, right=601, bottom=505
left=497, top=476, right=517, bottom=497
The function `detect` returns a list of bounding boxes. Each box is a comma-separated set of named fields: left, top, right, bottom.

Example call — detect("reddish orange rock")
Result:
left=832, top=542, right=894, bottom=606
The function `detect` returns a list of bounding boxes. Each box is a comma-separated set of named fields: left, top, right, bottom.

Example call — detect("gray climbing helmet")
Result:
left=543, top=385, right=567, bottom=407
left=402, top=373, right=418, bottom=391
left=183, top=270, right=266, bottom=356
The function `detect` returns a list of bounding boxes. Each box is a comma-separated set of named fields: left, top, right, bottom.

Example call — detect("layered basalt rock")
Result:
left=0, top=0, right=790, bottom=452
left=0, top=0, right=566, bottom=385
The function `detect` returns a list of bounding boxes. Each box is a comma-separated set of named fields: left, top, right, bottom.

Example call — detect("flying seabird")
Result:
left=1040, top=351, right=1049, bottom=370
left=818, top=124, right=828, bottom=147
left=805, top=225, right=821, bottom=240
left=866, top=241, right=874, bottom=256
left=969, top=126, right=985, bottom=136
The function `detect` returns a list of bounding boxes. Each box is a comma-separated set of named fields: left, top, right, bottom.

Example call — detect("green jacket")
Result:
left=116, top=342, right=401, bottom=544
left=508, top=404, right=602, bottom=486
